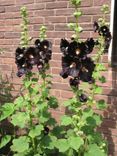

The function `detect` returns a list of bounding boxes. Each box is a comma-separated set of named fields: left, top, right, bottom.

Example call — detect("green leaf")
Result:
left=48, top=96, right=58, bottom=109
left=64, top=97, right=77, bottom=107
left=96, top=100, right=107, bottom=110
left=67, top=23, right=76, bottom=30
left=29, top=125, right=43, bottom=138
left=99, top=76, right=106, bottom=83
left=11, top=112, right=29, bottom=128
left=31, top=78, right=38, bottom=83
left=101, top=4, right=109, bottom=14
left=96, top=64, right=106, bottom=71
left=82, top=108, right=93, bottom=120
left=93, top=72, right=100, bottom=79
left=61, top=115, right=72, bottom=126
left=71, top=0, right=81, bottom=6
left=93, top=114, right=102, bottom=126
left=75, top=26, right=83, bottom=33
left=84, top=144, right=106, bottom=156
left=47, top=118, right=57, bottom=126
left=86, top=116, right=96, bottom=127
left=68, top=136, right=84, bottom=151
left=87, top=132, right=104, bottom=145
left=94, top=86, right=103, bottom=94
left=41, top=135, right=57, bottom=150
left=14, top=96, right=24, bottom=109
left=73, top=11, right=82, bottom=18
left=0, top=135, right=11, bottom=149
left=24, top=81, right=31, bottom=88
left=0, top=103, right=14, bottom=121
left=55, top=139, right=70, bottom=152
left=39, top=111, right=51, bottom=123
left=11, top=136, right=30, bottom=153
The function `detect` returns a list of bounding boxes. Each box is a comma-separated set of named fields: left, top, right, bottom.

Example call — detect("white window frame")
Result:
left=108, top=0, right=115, bottom=65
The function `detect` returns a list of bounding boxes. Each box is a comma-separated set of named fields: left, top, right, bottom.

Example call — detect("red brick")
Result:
left=34, top=10, right=54, bottom=16
left=93, top=0, right=110, bottom=6
left=4, top=32, right=20, bottom=39
left=47, top=31, right=66, bottom=38
left=0, top=0, right=15, bottom=6
left=46, top=2, right=68, bottom=9
left=15, top=0, right=34, bottom=5
left=35, top=0, right=55, bottom=2
left=45, top=16, right=67, bottom=24
left=55, top=8, right=74, bottom=16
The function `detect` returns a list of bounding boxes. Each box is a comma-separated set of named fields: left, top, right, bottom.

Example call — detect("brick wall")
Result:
left=0, top=0, right=117, bottom=155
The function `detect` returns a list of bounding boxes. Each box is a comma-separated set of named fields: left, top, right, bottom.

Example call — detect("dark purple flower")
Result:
left=79, top=94, right=88, bottom=102
left=99, top=26, right=110, bottom=37
left=35, top=39, right=52, bottom=64
left=16, top=63, right=32, bottom=77
left=35, top=39, right=41, bottom=48
left=68, top=41, right=80, bottom=57
left=25, top=47, right=38, bottom=65
left=60, top=38, right=69, bottom=55
left=15, top=47, right=25, bottom=66
left=43, top=126, right=49, bottom=135
left=69, top=65, right=80, bottom=78
left=79, top=57, right=95, bottom=83
left=60, top=67, right=69, bottom=79
left=69, top=77, right=79, bottom=87
left=84, top=38, right=95, bottom=54
left=104, top=32, right=111, bottom=52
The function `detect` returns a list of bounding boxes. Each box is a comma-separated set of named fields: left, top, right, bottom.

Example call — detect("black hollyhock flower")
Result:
left=43, top=126, right=49, bottom=135
left=35, top=39, right=52, bottom=64
left=104, top=32, right=111, bottom=52
left=60, top=38, right=69, bottom=55
left=93, top=21, right=99, bottom=32
left=68, top=41, right=80, bottom=58
left=79, top=57, right=95, bottom=83
left=16, top=63, right=32, bottom=77
left=61, top=56, right=72, bottom=68
left=79, top=94, right=88, bottom=102
left=60, top=56, right=81, bottom=78
left=15, top=47, right=26, bottom=66
left=15, top=47, right=25, bottom=60
left=25, top=47, right=38, bottom=65
left=60, top=67, right=69, bottom=79
left=69, top=63, right=80, bottom=78
left=41, top=40, right=52, bottom=51
left=99, top=25, right=110, bottom=37
left=69, top=77, right=79, bottom=87
left=17, top=68, right=27, bottom=77
left=84, top=38, right=95, bottom=54
left=68, top=40, right=93, bottom=59
left=60, top=56, right=72, bottom=78
left=35, top=39, right=41, bottom=48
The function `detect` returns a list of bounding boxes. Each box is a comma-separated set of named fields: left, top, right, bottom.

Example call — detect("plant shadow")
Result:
left=0, top=73, right=15, bottom=156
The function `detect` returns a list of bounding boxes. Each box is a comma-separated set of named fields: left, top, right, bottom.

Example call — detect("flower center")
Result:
left=76, top=48, right=80, bottom=55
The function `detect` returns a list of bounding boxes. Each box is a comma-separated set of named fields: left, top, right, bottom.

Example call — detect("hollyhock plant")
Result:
left=93, top=21, right=111, bottom=52
left=57, top=1, right=111, bottom=156
left=0, top=6, right=59, bottom=156
left=15, top=7, right=52, bottom=77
